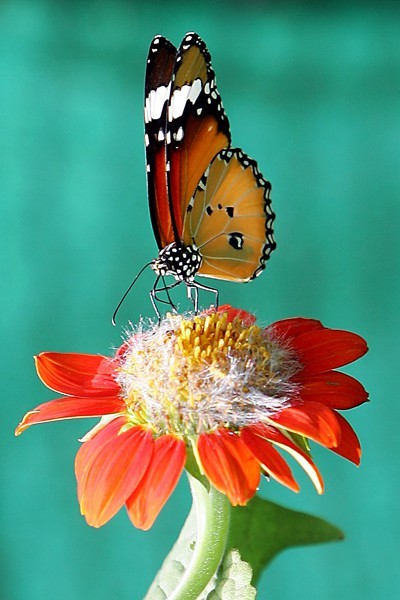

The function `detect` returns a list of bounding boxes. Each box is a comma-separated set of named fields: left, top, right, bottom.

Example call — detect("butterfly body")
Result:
left=144, top=32, right=276, bottom=312
left=152, top=242, right=202, bottom=282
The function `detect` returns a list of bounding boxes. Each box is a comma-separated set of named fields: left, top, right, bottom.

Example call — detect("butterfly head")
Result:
left=152, top=242, right=202, bottom=282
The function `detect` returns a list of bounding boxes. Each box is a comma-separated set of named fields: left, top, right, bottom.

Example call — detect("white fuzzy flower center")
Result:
left=116, top=312, right=300, bottom=436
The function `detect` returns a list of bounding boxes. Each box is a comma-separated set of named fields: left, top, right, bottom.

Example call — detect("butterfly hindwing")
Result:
left=144, top=35, right=177, bottom=249
left=182, top=148, right=276, bottom=282
left=166, top=32, right=231, bottom=239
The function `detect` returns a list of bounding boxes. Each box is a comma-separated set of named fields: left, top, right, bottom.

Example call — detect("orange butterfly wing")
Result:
left=166, top=33, right=231, bottom=239
left=182, top=149, right=275, bottom=281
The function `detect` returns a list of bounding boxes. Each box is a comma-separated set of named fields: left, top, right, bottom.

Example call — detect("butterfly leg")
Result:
left=161, top=275, right=178, bottom=311
left=150, top=276, right=181, bottom=320
left=149, top=275, right=163, bottom=321
left=149, top=287, right=162, bottom=321
left=186, top=284, right=199, bottom=313
left=154, top=279, right=180, bottom=311
left=186, top=281, right=219, bottom=314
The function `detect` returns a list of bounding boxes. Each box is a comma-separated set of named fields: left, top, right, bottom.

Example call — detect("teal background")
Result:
left=2, top=0, right=399, bottom=598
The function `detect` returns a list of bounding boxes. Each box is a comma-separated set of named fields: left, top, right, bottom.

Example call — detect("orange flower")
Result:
left=16, top=306, right=368, bottom=529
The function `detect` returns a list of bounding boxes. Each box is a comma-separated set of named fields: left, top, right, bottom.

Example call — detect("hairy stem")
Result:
left=169, top=474, right=230, bottom=600
left=144, top=467, right=230, bottom=600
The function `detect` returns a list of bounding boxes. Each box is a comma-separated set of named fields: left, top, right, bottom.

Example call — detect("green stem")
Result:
left=144, top=471, right=231, bottom=600
left=170, top=474, right=230, bottom=600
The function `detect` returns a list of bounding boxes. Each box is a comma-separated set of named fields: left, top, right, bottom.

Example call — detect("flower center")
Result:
left=117, top=311, right=299, bottom=437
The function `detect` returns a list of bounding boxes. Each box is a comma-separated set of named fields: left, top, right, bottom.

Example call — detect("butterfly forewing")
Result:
left=166, top=33, right=231, bottom=239
left=182, top=149, right=276, bottom=282
left=144, top=35, right=177, bottom=249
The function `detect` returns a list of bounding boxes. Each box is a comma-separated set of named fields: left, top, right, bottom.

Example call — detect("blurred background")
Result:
left=2, top=0, right=399, bottom=598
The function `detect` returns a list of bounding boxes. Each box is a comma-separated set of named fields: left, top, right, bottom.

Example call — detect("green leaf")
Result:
left=227, top=496, right=344, bottom=584
left=145, top=479, right=343, bottom=599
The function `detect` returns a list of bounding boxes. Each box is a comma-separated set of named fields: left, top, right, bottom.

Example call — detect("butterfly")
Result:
left=113, top=32, right=276, bottom=323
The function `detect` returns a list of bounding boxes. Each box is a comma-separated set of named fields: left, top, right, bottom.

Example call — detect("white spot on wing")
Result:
left=188, top=79, right=202, bottom=104
left=168, top=79, right=202, bottom=121
left=145, top=82, right=171, bottom=122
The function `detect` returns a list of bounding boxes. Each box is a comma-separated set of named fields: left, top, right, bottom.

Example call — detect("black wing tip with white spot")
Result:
left=168, top=33, right=231, bottom=144
left=179, top=32, right=210, bottom=60
left=147, top=35, right=176, bottom=58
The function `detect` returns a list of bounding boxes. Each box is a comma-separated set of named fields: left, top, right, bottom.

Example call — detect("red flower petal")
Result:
left=204, top=304, right=256, bottom=326
left=266, top=317, right=324, bottom=340
left=197, top=429, right=260, bottom=506
left=300, top=371, right=369, bottom=409
left=75, top=416, right=127, bottom=501
left=270, top=401, right=341, bottom=448
left=241, top=426, right=300, bottom=492
left=247, top=423, right=324, bottom=494
left=126, top=435, right=186, bottom=530
left=114, top=341, right=130, bottom=358
left=329, top=412, right=361, bottom=465
left=76, top=421, right=153, bottom=527
left=15, top=396, right=125, bottom=435
left=35, top=352, right=120, bottom=397
left=291, top=329, right=368, bottom=374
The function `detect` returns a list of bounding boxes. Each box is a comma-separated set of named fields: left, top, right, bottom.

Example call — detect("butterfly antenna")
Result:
left=112, top=262, right=153, bottom=326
